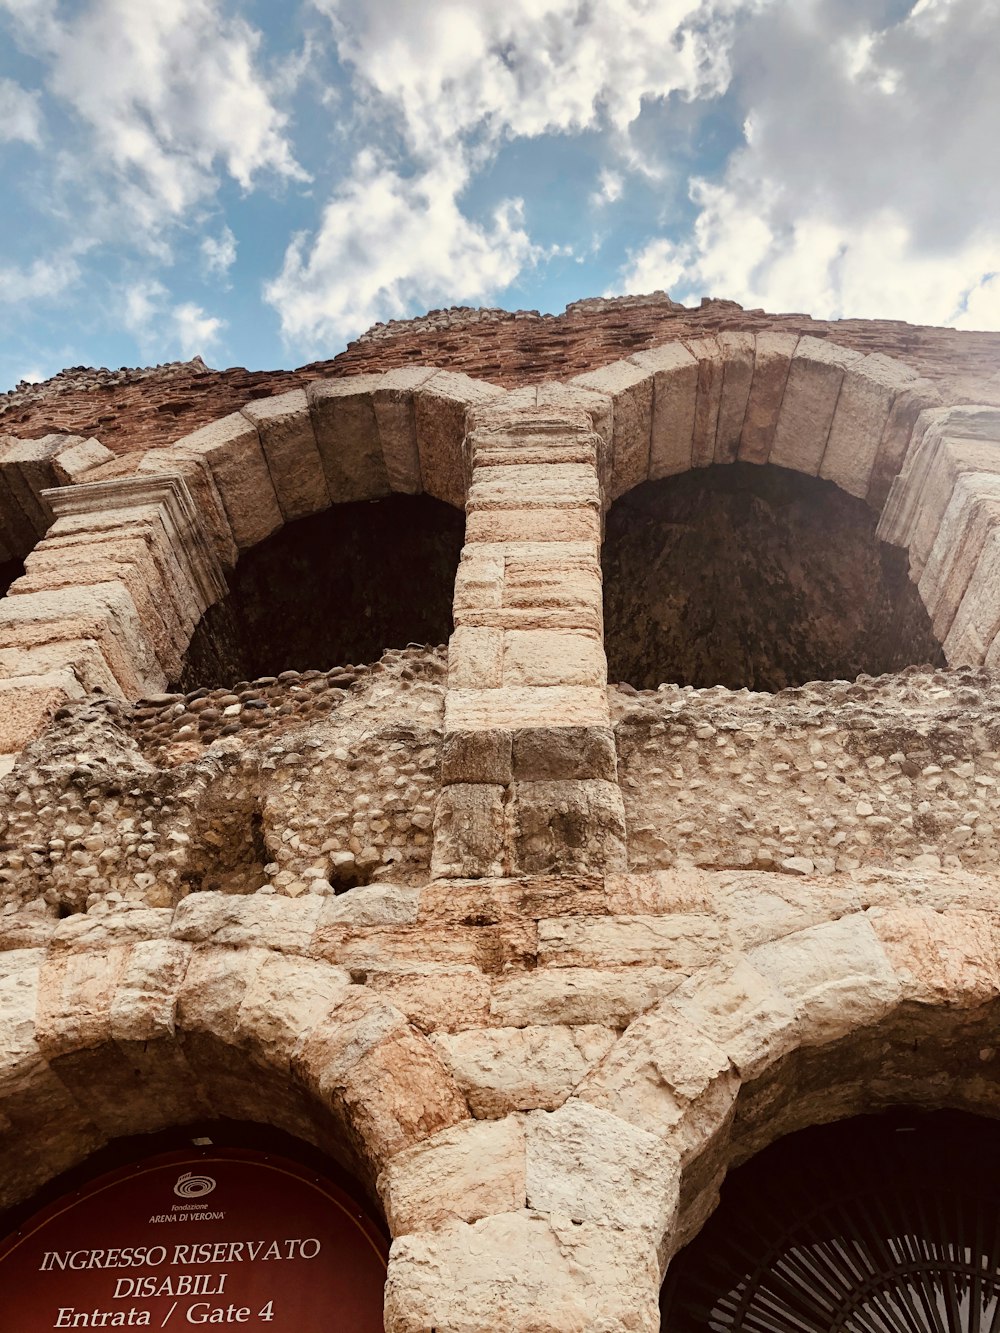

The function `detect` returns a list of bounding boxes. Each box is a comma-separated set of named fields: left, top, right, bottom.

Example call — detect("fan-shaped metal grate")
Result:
left=661, top=1112, right=1000, bottom=1333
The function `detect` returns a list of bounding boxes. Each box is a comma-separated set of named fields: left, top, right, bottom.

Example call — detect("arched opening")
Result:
left=661, top=1108, right=1000, bottom=1331
left=174, top=494, right=464, bottom=690
left=602, top=464, right=945, bottom=692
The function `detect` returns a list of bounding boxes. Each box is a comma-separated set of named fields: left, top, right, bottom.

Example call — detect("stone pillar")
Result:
left=433, top=398, right=626, bottom=878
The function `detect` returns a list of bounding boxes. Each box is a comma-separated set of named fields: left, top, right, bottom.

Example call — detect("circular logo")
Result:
left=173, top=1172, right=216, bottom=1199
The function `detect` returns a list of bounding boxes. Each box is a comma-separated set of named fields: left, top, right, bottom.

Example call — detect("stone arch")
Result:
left=0, top=930, right=470, bottom=1216
left=563, top=903, right=1000, bottom=1287
left=571, top=337, right=1000, bottom=671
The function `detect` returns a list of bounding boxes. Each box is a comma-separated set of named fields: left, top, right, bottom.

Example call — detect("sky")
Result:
left=0, top=0, right=997, bottom=391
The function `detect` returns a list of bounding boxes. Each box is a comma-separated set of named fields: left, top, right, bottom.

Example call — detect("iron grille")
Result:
left=660, top=1111, right=1000, bottom=1332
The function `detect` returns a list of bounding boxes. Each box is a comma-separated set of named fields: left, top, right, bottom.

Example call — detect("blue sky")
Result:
left=0, top=0, right=997, bottom=391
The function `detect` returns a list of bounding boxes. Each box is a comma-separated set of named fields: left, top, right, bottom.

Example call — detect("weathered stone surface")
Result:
left=51, top=436, right=115, bottom=485
left=502, top=629, right=605, bottom=688
left=714, top=331, right=756, bottom=464
left=432, top=1025, right=616, bottom=1116
left=918, top=472, right=1000, bottom=640
left=384, top=1212, right=660, bottom=1333
left=512, top=779, right=627, bottom=876
left=367, top=966, right=493, bottom=1034
left=0, top=672, right=84, bottom=753
left=683, top=337, right=725, bottom=468
left=379, top=1116, right=525, bottom=1234
left=820, top=353, right=918, bottom=499
left=868, top=906, right=1000, bottom=1006
left=431, top=783, right=507, bottom=879
left=747, top=914, right=902, bottom=1046
left=171, top=411, right=283, bottom=549
left=867, top=377, right=942, bottom=508
left=490, top=966, right=680, bottom=1028
left=526, top=1098, right=679, bottom=1235
left=571, top=361, right=652, bottom=501
left=629, top=342, right=698, bottom=479
left=415, top=371, right=503, bottom=508
left=537, top=913, right=726, bottom=971
left=242, top=388, right=330, bottom=520
left=307, top=374, right=389, bottom=504
left=739, top=332, right=798, bottom=464
left=670, top=958, right=800, bottom=1081
left=771, top=336, right=865, bottom=475
left=372, top=366, right=438, bottom=493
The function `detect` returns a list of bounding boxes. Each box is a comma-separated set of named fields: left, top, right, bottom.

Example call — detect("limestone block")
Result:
left=943, top=526, right=1000, bottom=665
left=241, top=388, right=330, bottom=521
left=739, top=332, right=799, bottom=464
left=367, top=965, right=492, bottom=1034
left=490, top=966, right=682, bottom=1029
left=537, top=381, right=613, bottom=466
left=378, top=1116, right=526, bottom=1234
left=467, top=462, right=600, bottom=511
left=373, top=367, right=438, bottom=493
left=107, top=938, right=192, bottom=1044
left=0, top=671, right=84, bottom=753
left=453, top=550, right=504, bottom=616
left=0, top=434, right=64, bottom=531
left=867, top=377, right=942, bottom=509
left=176, top=946, right=266, bottom=1039
left=384, top=1212, right=660, bottom=1333
left=538, top=913, right=726, bottom=972
left=501, top=558, right=603, bottom=619
left=714, top=331, right=756, bottom=464
left=35, top=945, right=132, bottom=1055
left=670, top=957, right=800, bottom=1082
left=683, top=337, right=725, bottom=468
left=918, top=473, right=1000, bottom=640
left=171, top=890, right=324, bottom=954
left=820, top=352, right=918, bottom=499
left=0, top=581, right=163, bottom=697
left=431, top=783, right=507, bottom=879
left=511, top=725, right=617, bottom=782
left=526, top=1099, right=679, bottom=1237
left=307, top=373, right=390, bottom=503
left=51, top=436, right=114, bottom=484
left=746, top=913, right=902, bottom=1047
left=511, top=779, right=627, bottom=876
left=578, top=1005, right=737, bottom=1161
left=0, top=638, right=121, bottom=697
left=235, top=952, right=353, bottom=1072
left=172, top=412, right=283, bottom=549
left=770, top=336, right=865, bottom=475
left=448, top=625, right=503, bottom=688
left=415, top=371, right=504, bottom=508
left=441, top=728, right=513, bottom=785
left=629, top=342, right=698, bottom=479
left=868, top=906, right=1000, bottom=1007
left=465, top=505, right=601, bottom=545
left=911, top=435, right=1000, bottom=575
left=332, top=1024, right=471, bottom=1172
left=14, top=548, right=186, bottom=680
left=136, top=452, right=238, bottom=570
left=432, top=1025, right=617, bottom=1116
left=322, top=884, right=420, bottom=929
left=571, top=361, right=653, bottom=501
left=502, top=629, right=605, bottom=688
left=446, top=686, right=609, bottom=731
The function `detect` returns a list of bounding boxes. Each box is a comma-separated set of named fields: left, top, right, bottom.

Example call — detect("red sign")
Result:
left=0, top=1149, right=387, bottom=1330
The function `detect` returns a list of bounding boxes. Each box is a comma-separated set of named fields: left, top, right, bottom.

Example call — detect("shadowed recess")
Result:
left=0, top=559, right=24, bottom=600
left=175, top=495, right=464, bottom=689
left=602, top=464, right=945, bottom=692
left=661, top=1110, right=1000, bottom=1332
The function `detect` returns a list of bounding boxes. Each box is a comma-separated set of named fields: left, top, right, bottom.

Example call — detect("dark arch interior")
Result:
left=175, top=494, right=465, bottom=689
left=0, top=557, right=24, bottom=600
left=662, top=1109, right=1000, bottom=1331
left=602, top=464, right=945, bottom=692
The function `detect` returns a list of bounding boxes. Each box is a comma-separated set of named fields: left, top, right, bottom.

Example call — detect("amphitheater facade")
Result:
left=2, top=293, right=1000, bottom=1329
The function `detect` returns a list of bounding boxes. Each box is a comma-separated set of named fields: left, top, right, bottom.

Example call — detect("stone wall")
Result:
left=3, top=302, right=1000, bottom=1332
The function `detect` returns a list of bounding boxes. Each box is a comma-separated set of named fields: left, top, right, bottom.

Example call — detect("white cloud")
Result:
left=122, top=278, right=225, bottom=361
left=0, top=253, right=77, bottom=303
left=201, top=226, right=238, bottom=280
left=0, top=76, right=42, bottom=144
left=2, top=0, right=306, bottom=237
left=592, top=169, right=624, bottom=207
left=265, top=152, right=540, bottom=349
left=614, top=0, right=1000, bottom=329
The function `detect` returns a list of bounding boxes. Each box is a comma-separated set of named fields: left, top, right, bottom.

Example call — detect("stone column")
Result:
left=432, top=397, right=626, bottom=878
